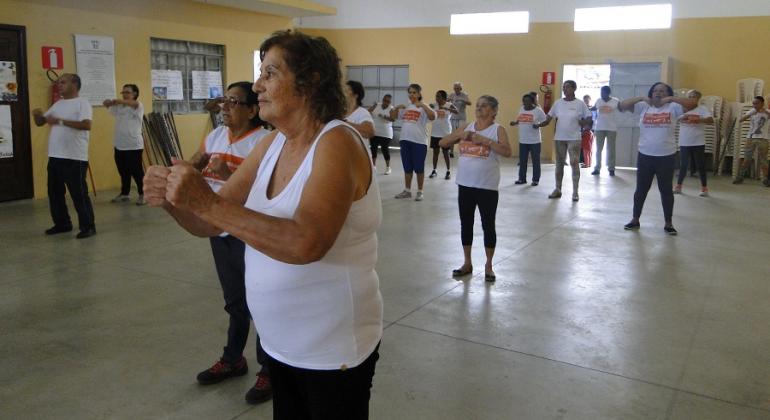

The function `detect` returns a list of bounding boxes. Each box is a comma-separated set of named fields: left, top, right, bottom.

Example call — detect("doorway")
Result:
left=0, top=24, right=32, bottom=201
left=562, top=62, right=664, bottom=168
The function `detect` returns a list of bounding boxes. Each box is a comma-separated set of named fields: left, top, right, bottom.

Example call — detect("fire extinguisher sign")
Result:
left=542, top=72, right=556, bottom=85
left=42, top=47, right=63, bottom=70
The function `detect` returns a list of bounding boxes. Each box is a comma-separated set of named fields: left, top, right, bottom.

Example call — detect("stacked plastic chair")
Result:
left=736, top=78, right=764, bottom=103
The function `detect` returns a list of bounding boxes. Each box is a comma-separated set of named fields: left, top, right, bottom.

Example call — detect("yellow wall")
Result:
left=2, top=0, right=290, bottom=198
left=305, top=17, right=770, bottom=158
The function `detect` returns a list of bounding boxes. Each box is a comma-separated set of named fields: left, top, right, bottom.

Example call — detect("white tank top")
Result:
left=455, top=122, right=502, bottom=191
left=243, top=120, right=383, bottom=370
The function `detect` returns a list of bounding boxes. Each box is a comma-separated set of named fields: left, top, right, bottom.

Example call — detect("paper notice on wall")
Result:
left=0, top=61, right=19, bottom=102
left=74, top=35, right=117, bottom=106
left=191, top=71, right=223, bottom=99
left=151, top=70, right=184, bottom=100
left=0, top=105, right=13, bottom=159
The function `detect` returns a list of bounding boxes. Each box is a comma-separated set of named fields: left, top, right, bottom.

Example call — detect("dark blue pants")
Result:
left=633, top=152, right=675, bottom=222
left=47, top=157, right=95, bottom=231
left=209, top=235, right=268, bottom=371
left=518, top=143, right=541, bottom=182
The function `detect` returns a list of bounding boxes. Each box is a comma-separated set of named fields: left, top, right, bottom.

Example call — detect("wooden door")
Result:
left=0, top=24, right=32, bottom=201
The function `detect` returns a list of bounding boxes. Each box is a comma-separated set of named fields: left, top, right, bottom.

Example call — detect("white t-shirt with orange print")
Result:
left=430, top=103, right=453, bottom=138
left=398, top=104, right=431, bottom=144
left=594, top=97, right=620, bottom=132
left=200, top=126, right=269, bottom=192
left=516, top=106, right=547, bottom=144
left=635, top=101, right=684, bottom=156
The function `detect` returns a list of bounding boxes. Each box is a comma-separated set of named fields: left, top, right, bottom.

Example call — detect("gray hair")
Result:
left=478, top=95, right=499, bottom=112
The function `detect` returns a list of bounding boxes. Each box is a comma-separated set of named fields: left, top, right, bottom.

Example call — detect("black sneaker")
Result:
left=197, top=357, right=248, bottom=385
left=664, top=226, right=678, bottom=236
left=76, top=227, right=97, bottom=239
left=245, top=370, right=273, bottom=404
left=624, top=221, right=640, bottom=230
left=514, top=180, right=527, bottom=185
left=609, top=170, right=615, bottom=177
left=45, top=225, right=72, bottom=235
left=429, top=170, right=437, bottom=179
left=591, top=169, right=600, bottom=175
left=444, top=171, right=451, bottom=180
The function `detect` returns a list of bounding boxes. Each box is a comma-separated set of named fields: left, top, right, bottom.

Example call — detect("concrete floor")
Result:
left=2, top=156, right=770, bottom=420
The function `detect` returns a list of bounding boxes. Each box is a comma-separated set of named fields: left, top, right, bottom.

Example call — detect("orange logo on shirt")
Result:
left=518, top=114, right=534, bottom=123
left=402, top=110, right=421, bottom=122
left=437, top=110, right=447, bottom=119
left=643, top=112, right=671, bottom=126
left=201, top=153, right=244, bottom=181
left=599, top=106, right=614, bottom=114
left=681, top=114, right=700, bottom=124
left=459, top=139, right=490, bottom=159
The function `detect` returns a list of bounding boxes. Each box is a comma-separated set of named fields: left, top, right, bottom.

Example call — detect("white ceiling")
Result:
left=294, top=0, right=770, bottom=29
left=192, top=0, right=335, bottom=17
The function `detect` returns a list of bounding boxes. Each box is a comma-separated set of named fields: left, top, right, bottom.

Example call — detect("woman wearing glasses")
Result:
left=104, top=84, right=146, bottom=205
left=186, top=81, right=274, bottom=404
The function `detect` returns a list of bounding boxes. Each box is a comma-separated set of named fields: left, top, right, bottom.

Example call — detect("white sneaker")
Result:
left=384, top=167, right=391, bottom=175
left=415, top=191, right=424, bottom=201
left=395, top=190, right=412, bottom=199
left=136, top=195, right=146, bottom=206
left=111, top=194, right=130, bottom=203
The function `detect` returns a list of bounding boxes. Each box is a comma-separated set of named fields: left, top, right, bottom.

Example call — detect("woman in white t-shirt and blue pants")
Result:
left=391, top=83, right=436, bottom=201
left=510, top=93, right=546, bottom=185
left=619, top=82, right=697, bottom=235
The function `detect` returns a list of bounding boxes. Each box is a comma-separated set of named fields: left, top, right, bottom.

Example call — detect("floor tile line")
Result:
left=391, top=323, right=770, bottom=414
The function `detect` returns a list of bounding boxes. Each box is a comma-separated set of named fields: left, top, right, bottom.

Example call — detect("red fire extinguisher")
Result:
left=540, top=84, right=553, bottom=114
left=47, top=69, right=61, bottom=105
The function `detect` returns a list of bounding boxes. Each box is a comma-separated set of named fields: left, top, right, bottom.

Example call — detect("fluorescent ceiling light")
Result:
left=574, top=4, right=672, bottom=31
left=450, top=11, right=529, bottom=35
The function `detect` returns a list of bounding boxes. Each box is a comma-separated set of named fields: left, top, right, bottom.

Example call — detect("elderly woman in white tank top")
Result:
left=143, top=30, right=383, bottom=419
left=439, top=95, right=512, bottom=281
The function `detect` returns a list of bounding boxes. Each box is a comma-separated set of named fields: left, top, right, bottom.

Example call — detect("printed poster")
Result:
left=74, top=34, right=117, bottom=106
left=0, top=61, right=18, bottom=102
left=151, top=70, right=184, bottom=100
left=191, top=71, right=223, bottom=99
left=0, top=105, right=13, bottom=158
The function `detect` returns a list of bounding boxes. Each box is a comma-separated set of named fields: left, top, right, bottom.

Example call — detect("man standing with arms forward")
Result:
left=32, top=73, right=96, bottom=238
left=448, top=81, right=471, bottom=157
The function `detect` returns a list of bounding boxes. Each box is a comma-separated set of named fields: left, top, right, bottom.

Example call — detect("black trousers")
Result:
left=209, top=235, right=268, bottom=371
left=633, top=152, right=675, bottom=222
left=47, top=157, right=95, bottom=231
left=518, top=143, right=541, bottom=182
left=369, top=136, right=391, bottom=161
left=267, top=344, right=379, bottom=420
left=458, top=185, right=498, bottom=248
left=114, top=148, right=145, bottom=195
left=677, top=145, right=707, bottom=187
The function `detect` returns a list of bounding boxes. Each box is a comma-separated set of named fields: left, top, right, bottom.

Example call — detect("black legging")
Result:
left=114, top=148, right=145, bottom=195
left=678, top=145, right=707, bottom=187
left=458, top=185, right=498, bottom=248
left=633, top=152, right=675, bottom=222
left=369, top=136, right=391, bottom=162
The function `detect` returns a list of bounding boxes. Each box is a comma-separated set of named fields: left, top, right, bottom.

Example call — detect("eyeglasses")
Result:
left=221, top=96, right=250, bottom=107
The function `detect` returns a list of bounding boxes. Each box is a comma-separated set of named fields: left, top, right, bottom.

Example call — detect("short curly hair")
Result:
left=260, top=30, right=346, bottom=123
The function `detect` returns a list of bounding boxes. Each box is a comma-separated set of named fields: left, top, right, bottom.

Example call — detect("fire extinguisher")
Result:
left=540, top=84, right=553, bottom=114
left=47, top=69, right=61, bottom=105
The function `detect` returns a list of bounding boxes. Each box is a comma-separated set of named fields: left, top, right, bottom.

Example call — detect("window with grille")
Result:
left=150, top=38, right=225, bottom=114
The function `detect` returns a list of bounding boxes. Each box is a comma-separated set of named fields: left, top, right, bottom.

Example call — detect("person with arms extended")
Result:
left=428, top=90, right=457, bottom=180
left=674, top=89, right=713, bottom=196
left=733, top=96, right=770, bottom=186
left=391, top=83, right=436, bottom=201
left=104, top=83, right=146, bottom=205
left=619, top=82, right=697, bottom=235
left=32, top=73, right=96, bottom=239
left=143, top=31, right=383, bottom=419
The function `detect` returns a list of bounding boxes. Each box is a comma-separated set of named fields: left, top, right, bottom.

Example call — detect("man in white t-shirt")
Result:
left=448, top=82, right=471, bottom=157
left=734, top=96, right=770, bottom=185
left=592, top=86, right=620, bottom=176
left=104, top=84, right=146, bottom=205
left=32, top=73, right=96, bottom=239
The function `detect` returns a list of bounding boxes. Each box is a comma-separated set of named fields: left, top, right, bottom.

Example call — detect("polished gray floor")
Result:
left=2, top=157, right=770, bottom=420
